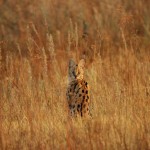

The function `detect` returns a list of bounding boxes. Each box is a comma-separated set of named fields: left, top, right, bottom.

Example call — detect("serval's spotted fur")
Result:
left=66, top=59, right=90, bottom=117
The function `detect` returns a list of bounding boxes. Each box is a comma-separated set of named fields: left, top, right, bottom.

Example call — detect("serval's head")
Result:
left=68, top=59, right=85, bottom=82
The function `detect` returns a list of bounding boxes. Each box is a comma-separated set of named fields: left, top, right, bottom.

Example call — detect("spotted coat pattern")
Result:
left=66, top=59, right=90, bottom=117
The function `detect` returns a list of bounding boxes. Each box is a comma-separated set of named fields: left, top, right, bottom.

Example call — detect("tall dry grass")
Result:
left=0, top=0, right=150, bottom=149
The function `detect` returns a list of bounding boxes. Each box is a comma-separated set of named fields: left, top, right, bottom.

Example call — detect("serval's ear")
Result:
left=68, top=59, right=77, bottom=81
left=77, top=59, right=85, bottom=80
left=69, top=59, right=76, bottom=69
left=78, top=59, right=85, bottom=70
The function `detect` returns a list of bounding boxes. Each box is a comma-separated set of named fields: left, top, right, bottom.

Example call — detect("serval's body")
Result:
left=66, top=59, right=90, bottom=117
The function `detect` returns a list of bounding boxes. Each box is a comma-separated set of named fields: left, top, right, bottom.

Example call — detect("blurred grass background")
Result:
left=0, top=0, right=150, bottom=149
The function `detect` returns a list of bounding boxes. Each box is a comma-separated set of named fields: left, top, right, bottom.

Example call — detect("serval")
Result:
left=66, top=59, right=91, bottom=117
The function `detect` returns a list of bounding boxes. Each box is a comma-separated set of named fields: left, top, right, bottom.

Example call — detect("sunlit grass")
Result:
left=0, top=0, right=150, bottom=149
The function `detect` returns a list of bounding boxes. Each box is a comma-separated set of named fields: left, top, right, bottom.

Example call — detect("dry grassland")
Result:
left=0, top=0, right=150, bottom=149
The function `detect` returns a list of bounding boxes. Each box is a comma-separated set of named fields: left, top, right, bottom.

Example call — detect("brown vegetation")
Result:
left=0, top=0, right=150, bottom=149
